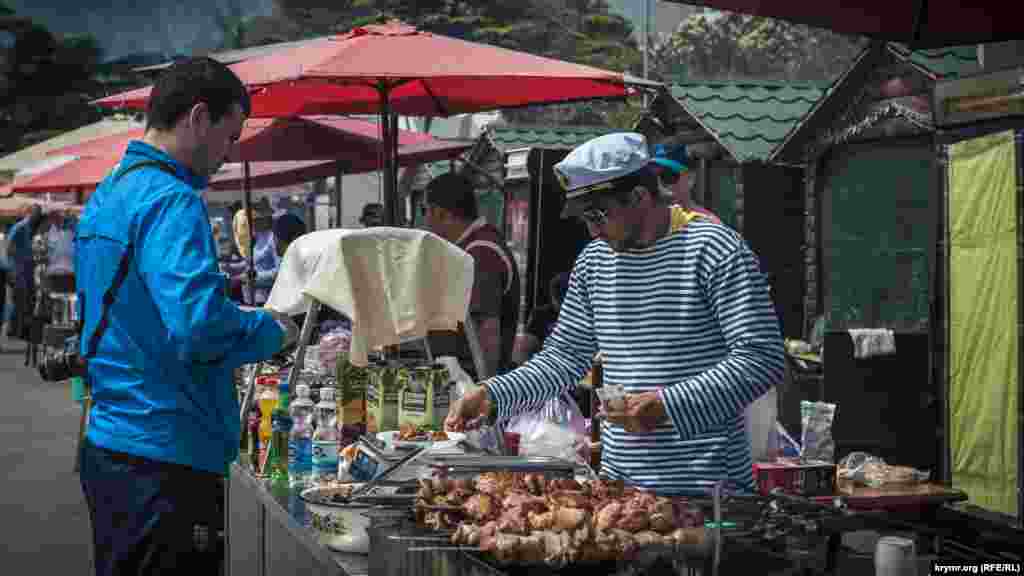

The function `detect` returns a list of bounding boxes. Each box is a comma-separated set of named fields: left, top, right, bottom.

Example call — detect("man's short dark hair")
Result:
left=425, top=172, right=478, bottom=221
left=591, top=166, right=663, bottom=208
left=146, top=57, right=251, bottom=132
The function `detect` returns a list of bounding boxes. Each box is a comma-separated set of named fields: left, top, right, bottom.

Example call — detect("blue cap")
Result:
left=651, top=143, right=689, bottom=174
left=553, top=133, right=650, bottom=201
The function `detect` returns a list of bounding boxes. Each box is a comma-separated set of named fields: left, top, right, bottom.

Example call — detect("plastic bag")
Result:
left=318, top=327, right=352, bottom=372
left=775, top=422, right=802, bottom=458
left=593, top=384, right=626, bottom=413
left=505, top=392, right=589, bottom=464
left=800, top=400, right=837, bottom=462
left=837, top=452, right=930, bottom=487
left=437, top=356, right=477, bottom=401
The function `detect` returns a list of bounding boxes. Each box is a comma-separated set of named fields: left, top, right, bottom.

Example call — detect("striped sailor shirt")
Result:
left=485, top=212, right=785, bottom=496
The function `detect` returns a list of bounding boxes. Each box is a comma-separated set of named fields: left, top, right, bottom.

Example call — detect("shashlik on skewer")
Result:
left=414, top=473, right=709, bottom=566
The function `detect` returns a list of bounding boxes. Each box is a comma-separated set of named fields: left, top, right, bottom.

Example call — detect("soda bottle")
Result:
left=257, top=381, right=279, bottom=451
left=266, top=406, right=292, bottom=491
left=288, top=384, right=315, bottom=488
left=312, top=387, right=339, bottom=483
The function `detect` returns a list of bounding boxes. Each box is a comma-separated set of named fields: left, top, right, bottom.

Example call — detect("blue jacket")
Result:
left=8, top=217, right=35, bottom=286
left=76, top=142, right=284, bottom=475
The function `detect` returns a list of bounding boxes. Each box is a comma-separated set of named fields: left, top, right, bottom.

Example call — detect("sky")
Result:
left=7, top=1, right=697, bottom=62
left=7, top=0, right=275, bottom=61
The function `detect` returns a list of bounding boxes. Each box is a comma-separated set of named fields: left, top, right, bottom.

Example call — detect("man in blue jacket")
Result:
left=75, top=57, right=297, bottom=576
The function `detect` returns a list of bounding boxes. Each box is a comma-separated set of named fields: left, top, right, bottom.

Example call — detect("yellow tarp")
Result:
left=948, top=130, right=1019, bottom=517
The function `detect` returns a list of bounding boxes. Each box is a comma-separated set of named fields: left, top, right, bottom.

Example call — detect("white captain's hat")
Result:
left=553, top=132, right=651, bottom=201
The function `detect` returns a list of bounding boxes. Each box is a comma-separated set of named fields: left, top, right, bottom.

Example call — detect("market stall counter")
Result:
left=226, top=461, right=369, bottom=576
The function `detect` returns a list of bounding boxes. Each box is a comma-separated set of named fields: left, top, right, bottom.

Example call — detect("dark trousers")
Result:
left=0, top=270, right=7, bottom=329
left=79, top=439, right=222, bottom=576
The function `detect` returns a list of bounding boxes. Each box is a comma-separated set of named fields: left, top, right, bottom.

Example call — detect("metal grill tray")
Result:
left=426, top=455, right=579, bottom=476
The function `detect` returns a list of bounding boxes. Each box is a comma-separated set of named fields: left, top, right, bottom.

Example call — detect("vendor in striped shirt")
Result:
left=446, top=132, right=785, bottom=496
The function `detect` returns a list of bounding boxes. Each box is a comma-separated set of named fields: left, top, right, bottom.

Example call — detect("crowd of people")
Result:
left=1, top=206, right=78, bottom=359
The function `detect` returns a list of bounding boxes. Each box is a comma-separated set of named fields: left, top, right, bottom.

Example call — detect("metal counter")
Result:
left=225, top=463, right=369, bottom=576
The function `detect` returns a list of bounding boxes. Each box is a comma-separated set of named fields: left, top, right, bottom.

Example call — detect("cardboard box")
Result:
left=365, top=366, right=401, bottom=434
left=753, top=459, right=837, bottom=497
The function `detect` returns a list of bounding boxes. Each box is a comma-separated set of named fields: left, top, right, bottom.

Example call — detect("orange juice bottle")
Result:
left=258, top=384, right=279, bottom=450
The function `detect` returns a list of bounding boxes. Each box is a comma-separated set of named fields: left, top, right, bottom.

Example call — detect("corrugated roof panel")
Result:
left=487, top=125, right=615, bottom=152
left=667, top=81, right=826, bottom=162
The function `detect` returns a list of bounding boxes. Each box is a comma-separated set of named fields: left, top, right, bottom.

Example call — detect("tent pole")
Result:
left=393, top=112, right=401, bottom=225
left=335, top=162, right=344, bottom=228
left=243, top=161, right=255, bottom=306
left=380, top=87, right=398, bottom=227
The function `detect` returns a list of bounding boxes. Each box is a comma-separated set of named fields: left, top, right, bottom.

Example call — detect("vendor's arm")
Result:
left=658, top=243, right=785, bottom=441
left=136, top=191, right=284, bottom=368
left=484, top=253, right=597, bottom=420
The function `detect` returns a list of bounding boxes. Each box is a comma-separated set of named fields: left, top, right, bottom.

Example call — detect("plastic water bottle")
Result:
left=312, top=387, right=339, bottom=483
left=288, top=384, right=315, bottom=488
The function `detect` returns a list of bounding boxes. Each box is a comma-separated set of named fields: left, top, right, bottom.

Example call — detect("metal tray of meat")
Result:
left=407, top=474, right=714, bottom=573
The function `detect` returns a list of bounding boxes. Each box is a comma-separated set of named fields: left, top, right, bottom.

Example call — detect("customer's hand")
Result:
left=264, top=308, right=299, bottom=349
left=445, top=385, right=491, bottom=432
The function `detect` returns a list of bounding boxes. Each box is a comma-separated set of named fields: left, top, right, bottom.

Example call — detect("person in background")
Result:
left=446, top=133, right=784, bottom=496
left=358, top=202, right=384, bottom=228
left=272, top=212, right=306, bottom=258
left=45, top=210, right=76, bottom=291
left=423, top=172, right=520, bottom=379
left=650, top=142, right=722, bottom=224
left=0, top=224, right=9, bottom=351
left=8, top=206, right=45, bottom=357
left=511, top=271, right=570, bottom=366
left=232, top=202, right=252, bottom=260
left=75, top=57, right=297, bottom=576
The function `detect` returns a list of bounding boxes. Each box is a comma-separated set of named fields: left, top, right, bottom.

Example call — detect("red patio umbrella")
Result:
left=662, top=1, right=1020, bottom=49
left=47, top=116, right=444, bottom=163
left=92, top=21, right=658, bottom=224
left=13, top=142, right=470, bottom=197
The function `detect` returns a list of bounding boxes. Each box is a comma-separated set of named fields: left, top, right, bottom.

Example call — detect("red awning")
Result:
left=665, top=1, right=1021, bottom=49
left=93, top=22, right=642, bottom=117
left=47, top=116, right=450, bottom=163
left=13, top=140, right=470, bottom=195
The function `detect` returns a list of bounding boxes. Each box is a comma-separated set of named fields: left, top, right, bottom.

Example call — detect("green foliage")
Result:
left=0, top=5, right=103, bottom=154
left=651, top=10, right=865, bottom=83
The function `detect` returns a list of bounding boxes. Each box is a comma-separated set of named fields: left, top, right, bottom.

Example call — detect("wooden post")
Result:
left=803, top=155, right=820, bottom=338
left=935, top=139, right=951, bottom=485
left=733, top=164, right=745, bottom=235
left=334, top=163, right=344, bottom=229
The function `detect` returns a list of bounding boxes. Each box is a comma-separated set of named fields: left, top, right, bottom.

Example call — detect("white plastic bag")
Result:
left=437, top=356, right=477, bottom=401
left=505, top=392, right=589, bottom=464
left=318, top=327, right=352, bottom=373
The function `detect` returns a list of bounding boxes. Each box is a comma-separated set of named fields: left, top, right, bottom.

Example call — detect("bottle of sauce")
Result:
left=589, top=352, right=603, bottom=469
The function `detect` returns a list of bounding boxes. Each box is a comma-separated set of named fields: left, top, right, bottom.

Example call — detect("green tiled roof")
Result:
left=485, top=125, right=615, bottom=152
left=889, top=44, right=979, bottom=79
left=668, top=81, right=827, bottom=163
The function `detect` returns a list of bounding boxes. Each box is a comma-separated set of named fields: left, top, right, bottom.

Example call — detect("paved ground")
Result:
left=0, top=339, right=92, bottom=574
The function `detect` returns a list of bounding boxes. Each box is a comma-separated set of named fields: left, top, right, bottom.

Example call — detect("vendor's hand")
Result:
left=604, top=391, right=667, bottom=433
left=445, top=385, right=491, bottom=432
left=264, top=309, right=299, bottom=349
